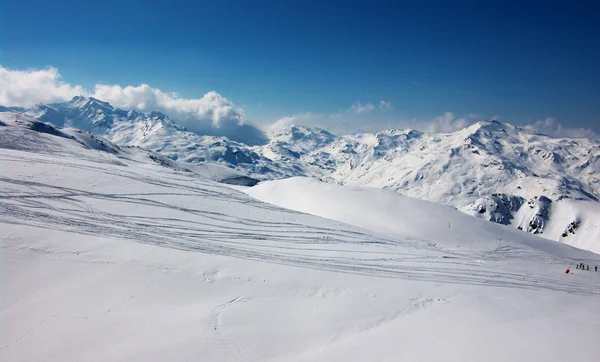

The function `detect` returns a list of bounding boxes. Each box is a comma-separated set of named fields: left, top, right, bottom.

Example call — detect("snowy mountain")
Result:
left=10, top=97, right=288, bottom=178
left=2, top=115, right=600, bottom=361
left=263, top=121, right=600, bottom=204
left=260, top=122, right=600, bottom=252
left=3, top=97, right=600, bottom=252
left=0, top=111, right=258, bottom=186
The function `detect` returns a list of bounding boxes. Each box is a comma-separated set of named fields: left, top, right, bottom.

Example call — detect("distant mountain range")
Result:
left=2, top=97, right=599, bottom=253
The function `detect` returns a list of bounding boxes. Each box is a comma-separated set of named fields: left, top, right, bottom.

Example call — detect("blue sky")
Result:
left=1, top=0, right=599, bottom=135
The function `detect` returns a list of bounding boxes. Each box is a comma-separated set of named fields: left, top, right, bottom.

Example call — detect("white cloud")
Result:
left=348, top=100, right=391, bottom=114
left=11, top=66, right=594, bottom=141
left=0, top=66, right=85, bottom=106
left=269, top=112, right=318, bottom=132
left=0, top=66, right=267, bottom=144
left=379, top=100, right=392, bottom=110
left=525, top=117, right=597, bottom=138
left=424, top=112, right=470, bottom=134
left=93, top=84, right=246, bottom=129
left=350, top=101, right=375, bottom=114
left=273, top=100, right=394, bottom=131
left=270, top=110, right=476, bottom=136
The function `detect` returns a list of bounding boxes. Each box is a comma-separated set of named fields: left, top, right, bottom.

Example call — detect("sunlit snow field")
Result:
left=2, top=119, right=600, bottom=362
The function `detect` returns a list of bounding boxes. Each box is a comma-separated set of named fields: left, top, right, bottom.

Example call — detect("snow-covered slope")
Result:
left=511, top=198, right=600, bottom=254
left=3, top=98, right=600, bottom=252
left=0, top=112, right=258, bottom=186
left=245, top=177, right=594, bottom=254
left=2, top=115, right=600, bottom=361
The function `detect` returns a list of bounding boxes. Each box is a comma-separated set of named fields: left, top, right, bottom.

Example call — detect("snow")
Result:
left=245, top=177, right=595, bottom=257
left=260, top=122, right=600, bottom=252
left=517, top=199, right=600, bottom=254
left=2, top=118, right=600, bottom=361
left=5, top=99, right=600, bottom=253
left=463, top=194, right=600, bottom=254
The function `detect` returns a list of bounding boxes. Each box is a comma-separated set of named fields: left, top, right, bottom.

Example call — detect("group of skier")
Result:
left=575, top=263, right=597, bottom=272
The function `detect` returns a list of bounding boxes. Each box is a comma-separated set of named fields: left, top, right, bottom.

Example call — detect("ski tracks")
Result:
left=209, top=296, right=254, bottom=362
left=2, top=160, right=600, bottom=297
left=213, top=296, right=252, bottom=332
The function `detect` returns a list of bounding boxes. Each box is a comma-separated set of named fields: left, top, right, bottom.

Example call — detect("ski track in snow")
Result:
left=2, top=153, right=599, bottom=297
left=213, top=296, right=251, bottom=331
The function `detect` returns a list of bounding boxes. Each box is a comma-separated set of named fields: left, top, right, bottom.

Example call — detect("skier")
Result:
left=587, top=265, right=590, bottom=271
left=595, top=266, right=598, bottom=272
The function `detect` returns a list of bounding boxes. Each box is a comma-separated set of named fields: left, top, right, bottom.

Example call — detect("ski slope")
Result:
left=2, top=118, right=600, bottom=361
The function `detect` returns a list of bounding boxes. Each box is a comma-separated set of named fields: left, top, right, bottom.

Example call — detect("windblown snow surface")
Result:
left=2, top=116, right=600, bottom=362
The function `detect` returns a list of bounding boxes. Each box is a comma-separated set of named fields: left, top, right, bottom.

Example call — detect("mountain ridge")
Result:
left=2, top=96, right=599, bottom=252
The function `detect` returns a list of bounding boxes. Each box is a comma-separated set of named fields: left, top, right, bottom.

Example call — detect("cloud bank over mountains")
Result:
left=0, top=66, right=85, bottom=106
left=424, top=112, right=469, bottom=134
left=0, top=65, right=596, bottom=140
left=0, top=66, right=267, bottom=145
left=524, top=117, right=597, bottom=139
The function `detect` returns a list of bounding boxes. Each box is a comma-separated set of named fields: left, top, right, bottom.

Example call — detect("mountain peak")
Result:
left=68, top=96, right=114, bottom=110
left=377, top=128, right=423, bottom=138
left=474, top=120, right=519, bottom=132
left=269, top=124, right=331, bottom=138
left=85, top=97, right=113, bottom=109
left=460, top=120, right=519, bottom=140
left=147, top=110, right=169, bottom=120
